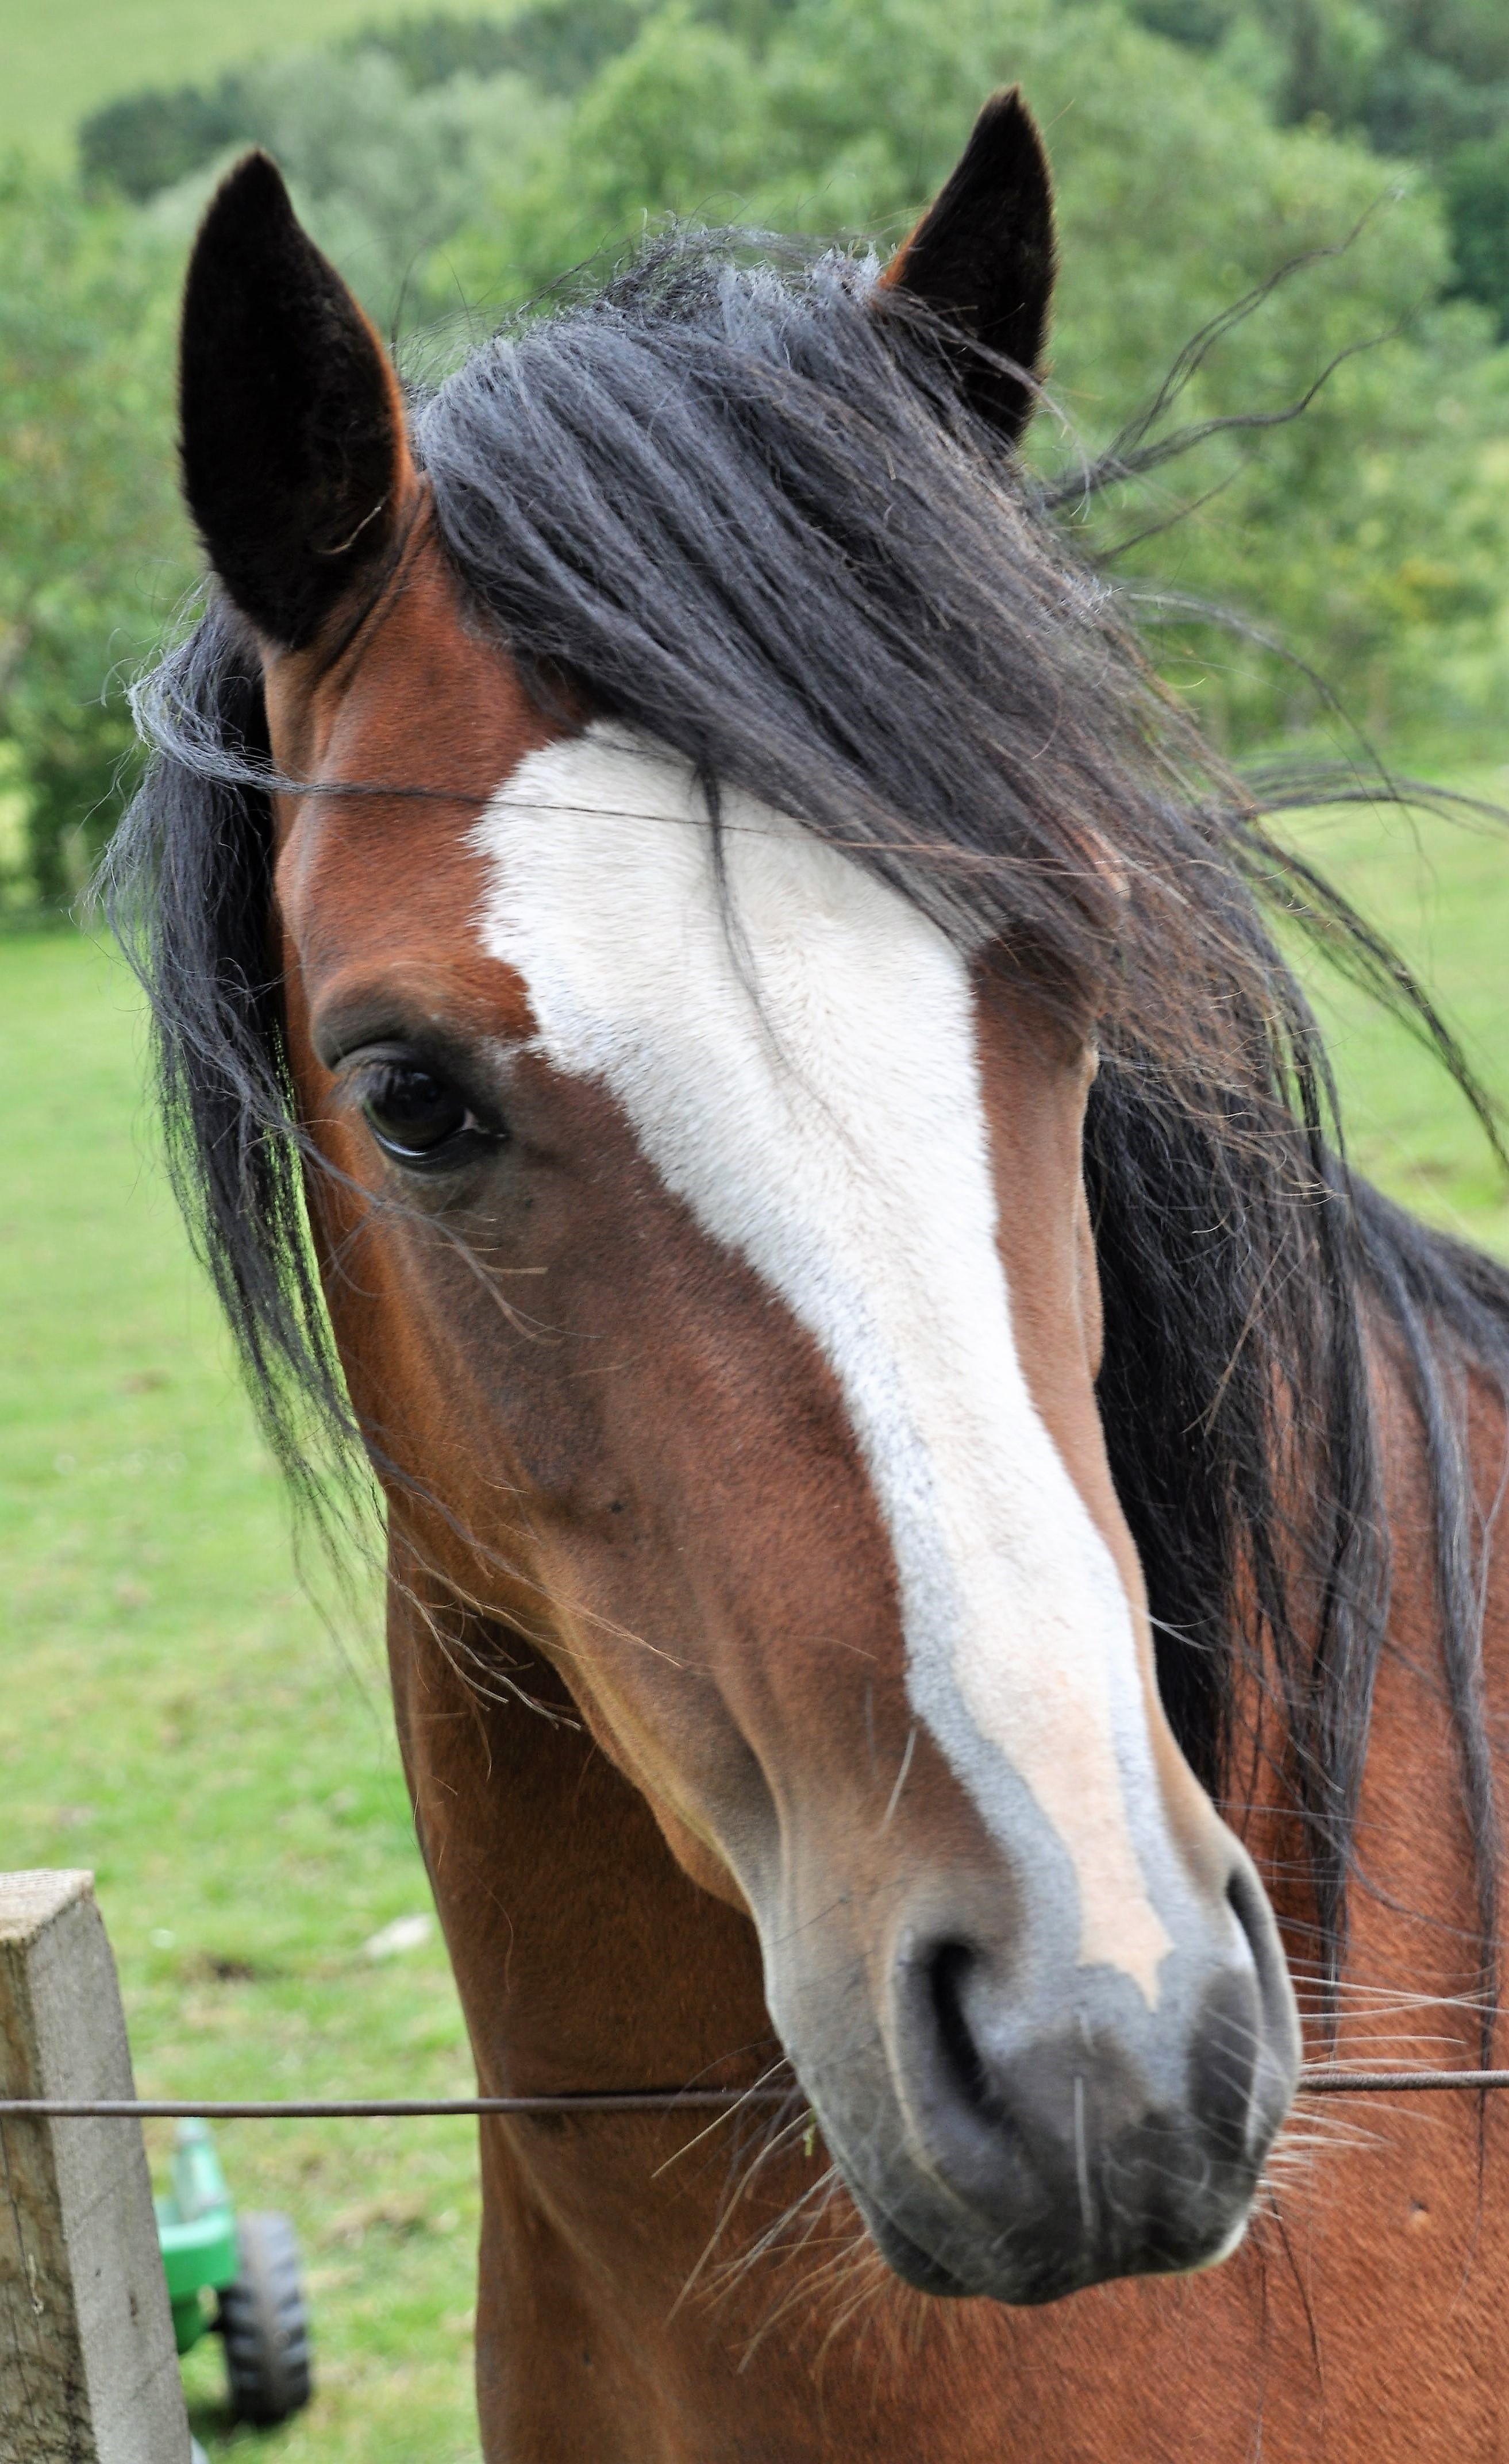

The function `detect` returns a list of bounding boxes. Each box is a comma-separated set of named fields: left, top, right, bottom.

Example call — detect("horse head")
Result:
left=171, top=96, right=1299, bottom=2305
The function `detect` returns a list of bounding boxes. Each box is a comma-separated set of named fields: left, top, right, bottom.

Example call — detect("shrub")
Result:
left=0, top=161, right=190, bottom=909
left=1443, top=130, right=1509, bottom=340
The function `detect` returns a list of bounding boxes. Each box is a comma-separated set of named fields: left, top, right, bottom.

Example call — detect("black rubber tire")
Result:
left=218, top=2210, right=313, bottom=2425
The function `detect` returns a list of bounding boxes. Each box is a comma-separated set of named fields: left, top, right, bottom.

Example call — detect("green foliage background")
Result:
left=3, top=0, right=1509, bottom=910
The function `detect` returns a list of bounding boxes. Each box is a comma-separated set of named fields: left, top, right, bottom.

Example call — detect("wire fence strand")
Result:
left=0, top=2088, right=791, bottom=2120
left=3, top=2069, right=1509, bottom=2119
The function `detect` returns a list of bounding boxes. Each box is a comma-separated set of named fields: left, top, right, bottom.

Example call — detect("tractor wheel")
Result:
left=218, top=2211, right=313, bottom=2425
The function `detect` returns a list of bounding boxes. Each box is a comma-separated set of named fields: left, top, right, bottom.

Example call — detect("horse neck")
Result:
left=384, top=1574, right=772, bottom=2105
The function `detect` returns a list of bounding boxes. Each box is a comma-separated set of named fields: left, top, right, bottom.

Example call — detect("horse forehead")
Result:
left=459, top=730, right=1065, bottom=1226
left=468, top=732, right=965, bottom=1075
left=464, top=732, right=1069, bottom=1168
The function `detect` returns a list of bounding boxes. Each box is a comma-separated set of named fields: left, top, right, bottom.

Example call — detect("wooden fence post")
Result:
left=0, top=1870, right=191, bottom=2463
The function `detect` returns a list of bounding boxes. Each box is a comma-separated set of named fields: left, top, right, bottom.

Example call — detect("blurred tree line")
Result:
left=1127, top=0, right=1509, bottom=332
left=4, top=0, right=1508, bottom=913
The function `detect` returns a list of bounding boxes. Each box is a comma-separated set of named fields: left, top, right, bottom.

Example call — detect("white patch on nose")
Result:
left=472, top=726, right=1175, bottom=2000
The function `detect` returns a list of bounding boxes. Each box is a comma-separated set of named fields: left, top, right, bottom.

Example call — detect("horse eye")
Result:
left=362, top=1064, right=490, bottom=1168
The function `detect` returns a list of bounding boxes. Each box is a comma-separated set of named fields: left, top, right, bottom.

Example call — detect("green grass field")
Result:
left=0, top=0, right=514, bottom=163
left=1276, top=766, right=1509, bottom=1262
left=0, top=770, right=1504, bottom=2455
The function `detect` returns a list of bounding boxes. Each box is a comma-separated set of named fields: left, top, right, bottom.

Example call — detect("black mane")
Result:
left=109, top=232, right=1509, bottom=2013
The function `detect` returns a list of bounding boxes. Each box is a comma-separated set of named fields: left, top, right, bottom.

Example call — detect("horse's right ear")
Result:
left=180, top=152, right=412, bottom=652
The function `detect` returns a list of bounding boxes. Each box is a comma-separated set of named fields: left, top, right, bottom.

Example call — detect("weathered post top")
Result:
left=0, top=1869, right=191, bottom=2464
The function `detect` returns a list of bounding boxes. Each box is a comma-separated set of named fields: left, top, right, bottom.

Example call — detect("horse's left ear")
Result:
left=878, top=88, right=1055, bottom=444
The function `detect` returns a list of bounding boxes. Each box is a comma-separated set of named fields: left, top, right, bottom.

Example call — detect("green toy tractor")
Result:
left=156, top=2119, right=313, bottom=2426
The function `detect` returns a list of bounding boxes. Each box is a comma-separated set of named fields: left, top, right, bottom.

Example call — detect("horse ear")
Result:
left=879, top=88, right=1056, bottom=444
left=179, top=151, right=412, bottom=652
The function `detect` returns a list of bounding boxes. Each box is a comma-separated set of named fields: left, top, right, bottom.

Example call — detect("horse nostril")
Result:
left=1168, top=1868, right=1275, bottom=2161
left=926, top=1940, right=1001, bottom=2124
left=1225, top=1862, right=1264, bottom=1965
left=1215, top=1855, right=1300, bottom=2144
left=1187, top=1968, right=1261, bottom=2159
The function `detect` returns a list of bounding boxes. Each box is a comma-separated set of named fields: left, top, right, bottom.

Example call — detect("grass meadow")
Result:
left=1280, top=767, right=1509, bottom=1264
left=0, top=764, right=1505, bottom=2455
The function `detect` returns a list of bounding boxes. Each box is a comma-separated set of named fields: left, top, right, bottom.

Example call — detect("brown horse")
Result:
left=116, top=93, right=1509, bottom=2461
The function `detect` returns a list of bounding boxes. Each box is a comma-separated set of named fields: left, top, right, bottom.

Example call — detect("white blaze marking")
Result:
left=472, top=727, right=1175, bottom=1999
